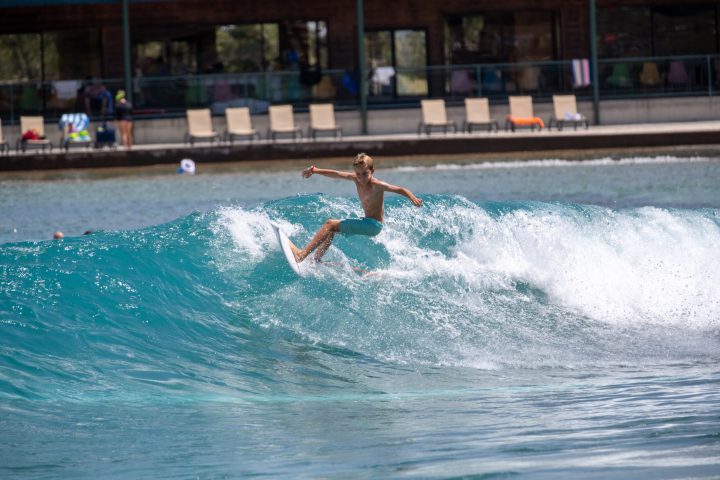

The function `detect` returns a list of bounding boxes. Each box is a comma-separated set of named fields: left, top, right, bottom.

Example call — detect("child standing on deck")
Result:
left=289, top=153, right=423, bottom=263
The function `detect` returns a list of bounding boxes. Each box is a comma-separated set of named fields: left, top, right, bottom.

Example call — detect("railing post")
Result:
left=9, top=84, right=14, bottom=126
left=476, top=65, right=482, bottom=97
left=264, top=71, right=270, bottom=103
left=356, top=0, right=368, bottom=135
left=707, top=55, right=713, bottom=97
left=243, top=74, right=248, bottom=105
left=589, top=0, right=600, bottom=125
left=122, top=0, right=133, bottom=104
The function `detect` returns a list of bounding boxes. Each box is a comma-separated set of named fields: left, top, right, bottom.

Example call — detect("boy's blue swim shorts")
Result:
left=339, top=217, right=383, bottom=237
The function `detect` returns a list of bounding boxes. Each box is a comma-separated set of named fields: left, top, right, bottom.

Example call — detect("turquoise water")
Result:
left=1, top=155, right=719, bottom=479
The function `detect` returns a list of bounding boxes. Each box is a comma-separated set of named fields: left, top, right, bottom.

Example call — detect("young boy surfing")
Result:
left=288, top=152, right=423, bottom=263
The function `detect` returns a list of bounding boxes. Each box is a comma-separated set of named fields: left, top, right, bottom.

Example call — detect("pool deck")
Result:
left=3, top=120, right=720, bottom=171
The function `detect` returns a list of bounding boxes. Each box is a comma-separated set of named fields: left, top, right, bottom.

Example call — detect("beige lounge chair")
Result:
left=185, top=109, right=220, bottom=146
left=225, top=107, right=260, bottom=143
left=309, top=104, right=342, bottom=140
left=17, top=116, right=53, bottom=152
left=418, top=99, right=457, bottom=135
left=463, top=98, right=498, bottom=133
left=0, top=119, right=9, bottom=155
left=547, top=95, right=589, bottom=131
left=268, top=105, right=302, bottom=142
left=505, top=96, right=544, bottom=132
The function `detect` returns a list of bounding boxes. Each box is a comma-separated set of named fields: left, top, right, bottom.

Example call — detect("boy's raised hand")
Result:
left=302, top=165, right=315, bottom=178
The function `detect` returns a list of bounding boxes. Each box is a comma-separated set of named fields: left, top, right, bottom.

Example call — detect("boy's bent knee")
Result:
left=324, top=219, right=341, bottom=232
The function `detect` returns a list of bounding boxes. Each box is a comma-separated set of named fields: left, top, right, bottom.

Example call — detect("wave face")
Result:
left=1, top=194, right=719, bottom=401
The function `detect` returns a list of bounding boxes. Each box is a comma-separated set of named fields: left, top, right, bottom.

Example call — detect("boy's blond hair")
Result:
left=353, top=152, right=374, bottom=171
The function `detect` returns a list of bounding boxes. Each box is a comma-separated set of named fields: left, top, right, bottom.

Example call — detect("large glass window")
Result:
left=0, top=31, right=100, bottom=82
left=133, top=26, right=202, bottom=77
left=444, top=11, right=557, bottom=65
left=653, top=5, right=716, bottom=56
left=597, top=7, right=652, bottom=58
left=216, top=20, right=326, bottom=73
left=365, top=29, right=427, bottom=97
left=217, top=24, right=278, bottom=72
left=0, top=34, right=42, bottom=81
left=394, top=30, right=428, bottom=96
left=43, top=30, right=102, bottom=80
left=598, top=4, right=718, bottom=58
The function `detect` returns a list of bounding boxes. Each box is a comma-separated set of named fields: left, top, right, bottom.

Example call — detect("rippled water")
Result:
left=1, top=155, right=719, bottom=479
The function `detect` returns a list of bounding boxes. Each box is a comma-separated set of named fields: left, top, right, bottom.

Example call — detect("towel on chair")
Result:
left=507, top=116, right=545, bottom=129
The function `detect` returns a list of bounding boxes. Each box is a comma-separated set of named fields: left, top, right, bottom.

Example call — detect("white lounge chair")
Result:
left=309, top=104, right=342, bottom=140
left=505, top=96, right=544, bottom=132
left=463, top=98, right=498, bottom=133
left=17, top=116, right=53, bottom=152
left=547, top=95, right=589, bottom=131
left=268, top=105, right=302, bottom=142
left=225, top=107, right=260, bottom=143
left=185, top=109, right=220, bottom=146
left=418, top=99, right=457, bottom=135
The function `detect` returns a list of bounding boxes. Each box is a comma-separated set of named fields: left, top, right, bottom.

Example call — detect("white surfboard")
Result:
left=271, top=223, right=301, bottom=275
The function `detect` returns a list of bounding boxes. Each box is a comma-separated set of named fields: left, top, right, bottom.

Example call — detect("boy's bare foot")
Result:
left=288, top=242, right=302, bottom=263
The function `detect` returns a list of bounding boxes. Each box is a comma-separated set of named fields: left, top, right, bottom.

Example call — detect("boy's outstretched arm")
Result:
left=302, top=165, right=354, bottom=180
left=375, top=180, right=423, bottom=206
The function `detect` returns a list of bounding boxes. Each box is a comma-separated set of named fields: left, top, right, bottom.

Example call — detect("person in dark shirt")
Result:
left=115, top=90, right=134, bottom=149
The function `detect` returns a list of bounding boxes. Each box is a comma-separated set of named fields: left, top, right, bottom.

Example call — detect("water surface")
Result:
left=1, top=154, right=719, bottom=479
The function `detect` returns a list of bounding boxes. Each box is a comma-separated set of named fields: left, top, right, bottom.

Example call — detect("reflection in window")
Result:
left=0, top=34, right=41, bottom=81
left=216, top=20, right=326, bottom=73
left=217, top=24, right=278, bottom=72
left=365, top=31, right=392, bottom=96
left=598, top=5, right=718, bottom=58
left=365, top=29, right=427, bottom=97
left=597, top=7, right=652, bottom=58
left=43, top=30, right=102, bottom=80
left=444, top=11, right=557, bottom=65
left=134, top=32, right=200, bottom=77
left=653, top=5, right=716, bottom=56
left=395, top=30, right=428, bottom=96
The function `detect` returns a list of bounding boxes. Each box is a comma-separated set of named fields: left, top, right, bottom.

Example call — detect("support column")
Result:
left=589, top=0, right=600, bottom=125
left=122, top=0, right=133, bottom=103
left=356, top=0, right=367, bottom=135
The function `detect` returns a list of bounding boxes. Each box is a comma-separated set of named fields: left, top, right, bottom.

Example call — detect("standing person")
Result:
left=114, top=90, right=133, bottom=149
left=82, top=77, right=114, bottom=118
left=288, top=153, right=423, bottom=263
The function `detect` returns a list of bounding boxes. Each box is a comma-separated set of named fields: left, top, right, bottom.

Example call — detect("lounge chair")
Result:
left=59, top=113, right=93, bottom=151
left=185, top=109, right=220, bottom=146
left=0, top=119, right=9, bottom=155
left=547, top=95, right=589, bottom=131
left=463, top=98, right=498, bottom=133
left=17, top=116, right=53, bottom=152
left=268, top=105, right=302, bottom=142
left=309, top=104, right=342, bottom=140
left=224, top=107, right=260, bottom=143
left=505, top=96, right=544, bottom=132
left=418, top=99, right=457, bottom=135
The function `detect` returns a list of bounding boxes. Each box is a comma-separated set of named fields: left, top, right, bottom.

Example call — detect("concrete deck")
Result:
left=2, top=120, right=720, bottom=171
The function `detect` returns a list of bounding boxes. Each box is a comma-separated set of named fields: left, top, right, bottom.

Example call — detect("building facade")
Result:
left=1, top=0, right=719, bottom=119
